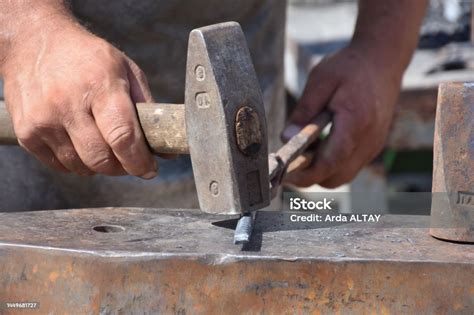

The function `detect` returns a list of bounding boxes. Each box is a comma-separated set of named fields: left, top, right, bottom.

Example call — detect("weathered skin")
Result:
left=0, top=0, right=286, bottom=212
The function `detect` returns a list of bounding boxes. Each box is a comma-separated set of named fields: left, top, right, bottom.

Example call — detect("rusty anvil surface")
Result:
left=0, top=208, right=473, bottom=314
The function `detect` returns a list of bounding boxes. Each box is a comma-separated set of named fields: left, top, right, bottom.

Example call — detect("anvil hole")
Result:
left=93, top=225, right=125, bottom=233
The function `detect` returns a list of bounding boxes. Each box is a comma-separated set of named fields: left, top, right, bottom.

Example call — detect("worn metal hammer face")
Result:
left=185, top=22, right=269, bottom=215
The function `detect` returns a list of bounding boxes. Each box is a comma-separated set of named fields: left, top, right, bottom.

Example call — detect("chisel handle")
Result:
left=284, top=111, right=332, bottom=176
left=268, top=111, right=332, bottom=197
left=0, top=101, right=189, bottom=154
left=278, top=110, right=332, bottom=169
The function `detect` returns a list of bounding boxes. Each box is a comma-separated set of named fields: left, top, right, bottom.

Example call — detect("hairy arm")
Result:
left=0, top=1, right=73, bottom=69
left=352, top=0, right=429, bottom=80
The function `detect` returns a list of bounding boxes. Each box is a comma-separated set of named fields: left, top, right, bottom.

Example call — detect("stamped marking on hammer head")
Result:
left=185, top=22, right=270, bottom=215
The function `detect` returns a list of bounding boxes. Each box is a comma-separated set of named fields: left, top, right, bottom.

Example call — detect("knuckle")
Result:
left=88, top=153, right=116, bottom=173
left=86, top=71, right=106, bottom=86
left=57, top=149, right=78, bottom=165
left=358, top=117, right=371, bottom=133
left=15, top=126, right=37, bottom=144
left=106, top=125, right=136, bottom=150
left=292, top=104, right=315, bottom=123
left=333, top=100, right=356, bottom=118
left=43, top=91, right=68, bottom=108
left=83, top=71, right=109, bottom=96
left=15, top=124, right=49, bottom=150
left=94, top=38, right=119, bottom=59
left=322, top=157, right=340, bottom=172
left=24, top=112, right=59, bottom=132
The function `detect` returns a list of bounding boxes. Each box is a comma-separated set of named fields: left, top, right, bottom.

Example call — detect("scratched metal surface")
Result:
left=0, top=207, right=472, bottom=262
left=1, top=208, right=473, bottom=314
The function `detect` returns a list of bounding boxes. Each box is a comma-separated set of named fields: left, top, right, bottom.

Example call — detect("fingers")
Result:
left=14, top=117, right=93, bottom=175
left=284, top=109, right=358, bottom=187
left=65, top=112, right=126, bottom=176
left=41, top=130, right=94, bottom=176
left=92, top=84, right=157, bottom=179
left=125, top=57, right=154, bottom=103
left=319, top=158, right=365, bottom=188
left=125, top=58, right=176, bottom=160
left=15, top=118, right=103, bottom=176
left=16, top=103, right=153, bottom=178
left=3, top=27, right=158, bottom=179
left=13, top=73, right=156, bottom=178
left=282, top=65, right=338, bottom=141
left=17, top=138, right=70, bottom=174
left=319, top=131, right=384, bottom=188
left=282, top=60, right=387, bottom=189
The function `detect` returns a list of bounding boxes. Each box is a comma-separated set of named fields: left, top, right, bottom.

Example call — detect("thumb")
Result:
left=282, top=66, right=337, bottom=141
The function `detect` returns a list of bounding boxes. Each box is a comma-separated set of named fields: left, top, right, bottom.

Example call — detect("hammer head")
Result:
left=185, top=22, right=270, bottom=215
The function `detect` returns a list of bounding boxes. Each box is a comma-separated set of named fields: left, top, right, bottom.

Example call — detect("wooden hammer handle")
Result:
left=0, top=101, right=189, bottom=154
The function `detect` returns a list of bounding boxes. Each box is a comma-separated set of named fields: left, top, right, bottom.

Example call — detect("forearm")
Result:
left=0, top=0, right=75, bottom=72
left=351, top=0, right=428, bottom=80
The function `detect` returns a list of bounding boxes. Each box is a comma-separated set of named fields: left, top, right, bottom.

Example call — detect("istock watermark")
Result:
left=279, top=192, right=459, bottom=229
left=289, top=197, right=334, bottom=211
left=281, top=192, right=397, bottom=228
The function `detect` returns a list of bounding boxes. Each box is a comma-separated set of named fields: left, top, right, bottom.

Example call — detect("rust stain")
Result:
left=380, top=304, right=390, bottom=315
left=453, top=302, right=463, bottom=311
left=347, top=278, right=354, bottom=291
left=0, top=247, right=473, bottom=314
left=430, top=82, right=474, bottom=242
left=49, top=271, right=59, bottom=282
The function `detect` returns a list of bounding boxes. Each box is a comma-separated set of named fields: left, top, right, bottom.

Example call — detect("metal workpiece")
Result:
left=185, top=22, right=269, bottom=215
left=233, top=212, right=255, bottom=244
left=0, top=207, right=473, bottom=313
left=269, top=110, right=332, bottom=197
left=431, top=82, right=474, bottom=243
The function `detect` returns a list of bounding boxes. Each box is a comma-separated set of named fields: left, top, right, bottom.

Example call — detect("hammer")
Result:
left=0, top=22, right=332, bottom=244
left=0, top=22, right=270, bottom=216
